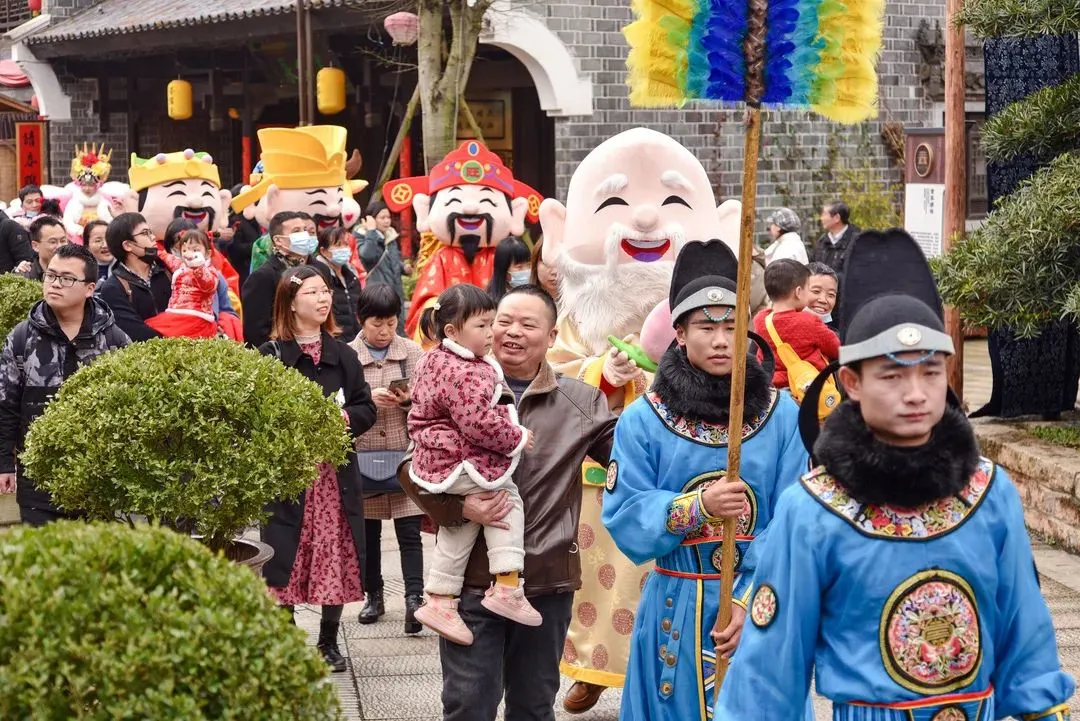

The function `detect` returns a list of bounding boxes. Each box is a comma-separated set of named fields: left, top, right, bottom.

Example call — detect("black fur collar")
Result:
left=814, top=401, right=981, bottom=508
left=651, top=345, right=772, bottom=424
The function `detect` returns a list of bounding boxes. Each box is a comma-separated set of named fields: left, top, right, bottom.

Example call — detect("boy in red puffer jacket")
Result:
left=753, top=259, right=839, bottom=389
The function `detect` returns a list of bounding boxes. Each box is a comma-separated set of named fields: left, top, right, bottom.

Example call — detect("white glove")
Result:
left=602, top=337, right=640, bottom=388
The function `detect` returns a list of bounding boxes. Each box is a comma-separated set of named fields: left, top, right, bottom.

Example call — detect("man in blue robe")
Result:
left=602, top=240, right=811, bottom=720
left=715, top=229, right=1075, bottom=720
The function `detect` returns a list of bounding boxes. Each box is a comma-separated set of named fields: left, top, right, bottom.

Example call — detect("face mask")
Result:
left=140, top=245, right=158, bottom=259
left=330, top=247, right=352, bottom=266
left=509, top=270, right=530, bottom=288
left=288, top=231, right=317, bottom=257
left=24, top=211, right=38, bottom=220
left=806, top=307, right=833, bottom=324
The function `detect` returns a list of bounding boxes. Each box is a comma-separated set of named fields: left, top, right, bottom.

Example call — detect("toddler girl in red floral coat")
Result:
left=146, top=229, right=223, bottom=339
left=407, top=284, right=540, bottom=645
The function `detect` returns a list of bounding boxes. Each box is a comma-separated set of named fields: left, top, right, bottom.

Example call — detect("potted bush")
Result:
left=20, top=337, right=350, bottom=567
left=0, top=522, right=342, bottom=719
left=0, top=274, right=41, bottom=340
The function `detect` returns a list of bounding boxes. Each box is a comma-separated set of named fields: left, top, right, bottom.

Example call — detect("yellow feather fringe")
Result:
left=624, top=0, right=697, bottom=107
left=811, top=0, right=885, bottom=124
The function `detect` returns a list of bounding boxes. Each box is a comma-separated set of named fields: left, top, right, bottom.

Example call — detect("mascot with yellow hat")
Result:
left=231, top=125, right=368, bottom=275
left=123, top=148, right=243, bottom=321
left=382, top=140, right=542, bottom=343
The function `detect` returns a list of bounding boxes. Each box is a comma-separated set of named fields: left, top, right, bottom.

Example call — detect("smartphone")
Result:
left=389, top=378, right=410, bottom=394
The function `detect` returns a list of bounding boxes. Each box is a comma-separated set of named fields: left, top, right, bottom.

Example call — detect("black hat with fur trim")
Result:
left=798, top=228, right=961, bottom=452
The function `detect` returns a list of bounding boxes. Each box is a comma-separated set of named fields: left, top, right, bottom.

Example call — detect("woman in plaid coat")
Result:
left=349, top=284, right=426, bottom=633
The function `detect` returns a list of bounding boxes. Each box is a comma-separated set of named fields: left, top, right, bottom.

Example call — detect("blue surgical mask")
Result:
left=288, top=231, right=317, bottom=257
left=330, top=247, right=352, bottom=266
left=509, top=270, right=530, bottom=288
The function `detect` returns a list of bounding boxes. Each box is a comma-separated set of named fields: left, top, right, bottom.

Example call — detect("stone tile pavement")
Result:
left=292, top=341, right=1080, bottom=719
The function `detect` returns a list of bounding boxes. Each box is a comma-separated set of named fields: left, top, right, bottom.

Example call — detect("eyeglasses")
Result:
left=43, top=272, right=91, bottom=288
left=133, top=229, right=155, bottom=240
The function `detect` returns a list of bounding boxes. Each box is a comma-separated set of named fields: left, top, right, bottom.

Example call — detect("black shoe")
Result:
left=358, top=591, right=385, bottom=625
left=318, top=621, right=347, bottom=673
left=404, top=594, right=423, bottom=635
left=317, top=642, right=347, bottom=672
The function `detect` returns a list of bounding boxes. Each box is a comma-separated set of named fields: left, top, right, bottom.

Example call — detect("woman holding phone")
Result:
left=349, top=283, right=426, bottom=633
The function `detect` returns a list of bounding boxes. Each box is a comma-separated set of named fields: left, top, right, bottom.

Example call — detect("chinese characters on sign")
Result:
left=16, top=121, right=45, bottom=188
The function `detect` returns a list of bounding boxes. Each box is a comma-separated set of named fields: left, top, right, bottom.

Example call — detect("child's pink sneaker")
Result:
left=481, top=581, right=543, bottom=626
left=414, top=595, right=474, bottom=646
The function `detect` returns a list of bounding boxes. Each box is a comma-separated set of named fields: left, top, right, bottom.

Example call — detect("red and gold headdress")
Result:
left=383, top=140, right=542, bottom=222
left=70, top=143, right=112, bottom=185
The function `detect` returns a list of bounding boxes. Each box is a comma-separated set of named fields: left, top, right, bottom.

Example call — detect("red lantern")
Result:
left=28, top=0, right=42, bottom=15
left=384, top=12, right=419, bottom=46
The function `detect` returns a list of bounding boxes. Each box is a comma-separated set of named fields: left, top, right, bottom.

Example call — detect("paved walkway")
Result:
left=295, top=340, right=1080, bottom=719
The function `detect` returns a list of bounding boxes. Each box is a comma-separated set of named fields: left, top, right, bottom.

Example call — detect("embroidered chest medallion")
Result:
left=880, top=570, right=982, bottom=695
left=801, top=458, right=994, bottom=539
left=750, top=584, right=778, bottom=628
left=646, top=389, right=777, bottom=446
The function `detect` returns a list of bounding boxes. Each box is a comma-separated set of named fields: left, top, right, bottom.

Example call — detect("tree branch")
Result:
left=458, top=94, right=486, bottom=144
left=376, top=85, right=422, bottom=193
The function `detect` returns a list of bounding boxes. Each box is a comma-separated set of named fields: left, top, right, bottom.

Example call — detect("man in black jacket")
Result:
left=810, top=201, right=860, bottom=277
left=241, top=210, right=314, bottom=348
left=96, top=212, right=172, bottom=342
left=0, top=243, right=130, bottom=524
left=0, top=208, right=33, bottom=275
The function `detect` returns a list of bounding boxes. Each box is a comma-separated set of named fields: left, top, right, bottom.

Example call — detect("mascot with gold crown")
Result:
left=231, top=125, right=368, bottom=275
left=122, top=148, right=243, bottom=314
left=382, top=140, right=542, bottom=344
left=539, top=127, right=765, bottom=714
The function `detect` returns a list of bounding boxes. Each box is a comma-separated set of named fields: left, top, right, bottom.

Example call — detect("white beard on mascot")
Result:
left=538, top=126, right=766, bottom=712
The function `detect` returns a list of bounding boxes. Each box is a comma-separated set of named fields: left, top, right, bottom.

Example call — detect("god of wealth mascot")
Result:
left=63, top=143, right=115, bottom=240
left=538, top=127, right=764, bottom=714
left=231, top=126, right=368, bottom=276
left=382, top=140, right=542, bottom=344
left=123, top=148, right=242, bottom=307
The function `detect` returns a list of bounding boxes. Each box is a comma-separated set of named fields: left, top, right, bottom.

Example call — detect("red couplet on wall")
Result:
left=15, top=121, right=45, bottom=187
left=399, top=135, right=413, bottom=258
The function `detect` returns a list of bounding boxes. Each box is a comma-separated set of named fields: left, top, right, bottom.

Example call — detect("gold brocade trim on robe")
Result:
left=552, top=315, right=653, bottom=688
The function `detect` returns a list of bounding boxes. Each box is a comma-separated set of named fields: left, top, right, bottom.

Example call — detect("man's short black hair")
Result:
left=29, top=215, right=65, bottom=242
left=268, top=211, right=306, bottom=238
left=106, top=212, right=148, bottom=261
left=764, top=258, right=810, bottom=301
left=18, top=184, right=41, bottom=202
left=51, top=241, right=97, bottom=283
left=824, top=201, right=850, bottom=225
left=500, top=284, right=558, bottom=326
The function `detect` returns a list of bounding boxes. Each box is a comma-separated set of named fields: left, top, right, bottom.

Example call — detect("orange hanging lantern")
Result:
left=384, top=12, right=419, bottom=46
left=167, top=79, right=192, bottom=120
left=316, top=67, right=346, bottom=115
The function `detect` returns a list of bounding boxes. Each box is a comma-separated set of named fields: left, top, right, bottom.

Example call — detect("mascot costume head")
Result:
left=230, top=125, right=367, bottom=232
left=539, top=127, right=755, bottom=390
left=383, top=140, right=542, bottom=340
left=124, top=148, right=232, bottom=240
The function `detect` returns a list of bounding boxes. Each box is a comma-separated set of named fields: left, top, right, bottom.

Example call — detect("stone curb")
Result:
left=972, top=418, right=1080, bottom=553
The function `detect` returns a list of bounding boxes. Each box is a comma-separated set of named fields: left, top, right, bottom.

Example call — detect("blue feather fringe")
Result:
left=700, top=0, right=747, bottom=102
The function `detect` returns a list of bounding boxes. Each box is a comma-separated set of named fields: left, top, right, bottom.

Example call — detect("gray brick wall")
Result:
left=543, top=0, right=943, bottom=240
left=48, top=70, right=130, bottom=186
left=44, top=0, right=100, bottom=20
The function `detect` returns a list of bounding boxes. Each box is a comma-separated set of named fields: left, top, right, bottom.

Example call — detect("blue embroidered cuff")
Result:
left=666, top=487, right=720, bottom=536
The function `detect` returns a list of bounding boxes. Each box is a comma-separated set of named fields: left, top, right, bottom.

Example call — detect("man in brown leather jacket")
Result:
left=399, top=284, right=617, bottom=721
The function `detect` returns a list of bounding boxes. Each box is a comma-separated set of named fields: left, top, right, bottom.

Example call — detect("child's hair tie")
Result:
left=433, top=302, right=441, bottom=311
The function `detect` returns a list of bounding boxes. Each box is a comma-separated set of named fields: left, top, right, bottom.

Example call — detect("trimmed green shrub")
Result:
left=956, top=0, right=1080, bottom=38
left=983, top=73, right=1080, bottom=163
left=0, top=522, right=342, bottom=719
left=21, top=337, right=351, bottom=552
left=933, top=152, right=1080, bottom=338
left=0, top=274, right=42, bottom=341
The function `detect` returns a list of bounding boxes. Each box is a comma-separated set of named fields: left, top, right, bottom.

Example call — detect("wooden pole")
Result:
left=712, top=106, right=762, bottom=687
left=944, top=0, right=966, bottom=396
left=304, top=2, right=315, bottom=124
left=375, top=85, right=422, bottom=194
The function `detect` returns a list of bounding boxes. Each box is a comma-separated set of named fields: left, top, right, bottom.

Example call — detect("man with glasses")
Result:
left=0, top=243, right=129, bottom=524
left=97, top=212, right=173, bottom=341
left=19, top=216, right=68, bottom=281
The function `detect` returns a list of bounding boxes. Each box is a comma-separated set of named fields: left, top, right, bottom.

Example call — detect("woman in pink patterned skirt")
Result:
left=258, top=265, right=377, bottom=672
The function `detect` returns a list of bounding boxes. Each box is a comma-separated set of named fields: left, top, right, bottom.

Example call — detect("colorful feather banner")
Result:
left=624, top=0, right=885, bottom=122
